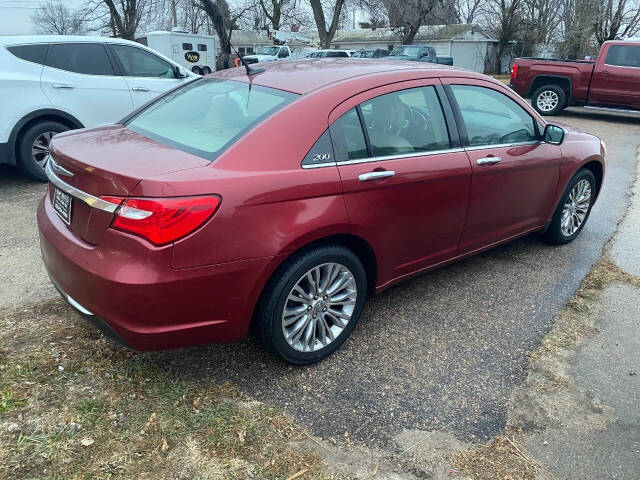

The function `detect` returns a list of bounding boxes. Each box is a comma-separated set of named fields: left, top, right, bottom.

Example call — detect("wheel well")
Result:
left=582, top=160, right=603, bottom=198
left=531, top=76, right=571, bottom=101
left=12, top=113, right=82, bottom=163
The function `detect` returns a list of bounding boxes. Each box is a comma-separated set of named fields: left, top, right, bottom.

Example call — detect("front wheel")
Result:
left=532, top=85, right=566, bottom=116
left=191, top=65, right=202, bottom=75
left=256, top=246, right=367, bottom=364
left=544, top=169, right=596, bottom=245
left=201, top=66, right=212, bottom=74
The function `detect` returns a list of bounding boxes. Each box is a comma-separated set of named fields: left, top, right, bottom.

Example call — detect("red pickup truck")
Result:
left=510, top=40, right=640, bottom=116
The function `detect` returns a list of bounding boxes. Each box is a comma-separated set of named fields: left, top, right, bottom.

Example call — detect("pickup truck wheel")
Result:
left=532, top=85, right=566, bottom=116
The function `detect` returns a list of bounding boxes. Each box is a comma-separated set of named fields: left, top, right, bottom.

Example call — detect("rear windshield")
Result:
left=126, top=79, right=298, bottom=160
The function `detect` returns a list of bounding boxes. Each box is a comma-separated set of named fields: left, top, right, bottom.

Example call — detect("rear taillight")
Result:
left=100, top=195, right=221, bottom=245
left=510, top=64, right=519, bottom=83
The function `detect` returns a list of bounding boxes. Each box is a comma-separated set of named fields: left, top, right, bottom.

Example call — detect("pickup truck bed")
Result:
left=510, top=40, right=640, bottom=115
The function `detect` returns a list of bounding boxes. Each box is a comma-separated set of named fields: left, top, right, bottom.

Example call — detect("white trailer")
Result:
left=138, top=28, right=218, bottom=74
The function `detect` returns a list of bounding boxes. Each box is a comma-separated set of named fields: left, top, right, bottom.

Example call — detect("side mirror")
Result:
left=543, top=124, right=565, bottom=145
left=173, top=66, right=188, bottom=78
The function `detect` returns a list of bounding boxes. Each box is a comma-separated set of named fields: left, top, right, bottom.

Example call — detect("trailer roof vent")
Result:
left=171, top=27, right=190, bottom=33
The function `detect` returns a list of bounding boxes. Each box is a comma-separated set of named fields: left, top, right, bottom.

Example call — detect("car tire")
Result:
left=191, top=66, right=202, bottom=75
left=544, top=168, right=596, bottom=245
left=256, top=245, right=367, bottom=365
left=532, top=85, right=566, bottom=116
left=18, top=120, right=68, bottom=181
left=201, top=66, right=212, bottom=74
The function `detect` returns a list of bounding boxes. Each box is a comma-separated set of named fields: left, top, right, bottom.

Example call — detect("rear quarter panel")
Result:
left=513, top=59, right=595, bottom=102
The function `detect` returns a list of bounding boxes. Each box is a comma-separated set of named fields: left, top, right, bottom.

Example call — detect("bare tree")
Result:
left=453, top=0, right=485, bottom=23
left=593, top=0, right=640, bottom=43
left=197, top=0, right=251, bottom=67
left=31, top=1, right=87, bottom=35
left=484, top=0, right=524, bottom=72
left=309, top=0, right=347, bottom=48
left=385, top=0, right=441, bottom=44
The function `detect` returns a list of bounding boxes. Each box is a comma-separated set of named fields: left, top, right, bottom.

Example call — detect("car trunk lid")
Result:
left=47, top=125, right=210, bottom=245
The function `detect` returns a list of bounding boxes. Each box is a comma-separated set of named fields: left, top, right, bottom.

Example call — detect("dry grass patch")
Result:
left=0, top=299, right=346, bottom=480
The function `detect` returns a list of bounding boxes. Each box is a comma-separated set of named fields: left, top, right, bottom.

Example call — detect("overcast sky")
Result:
left=0, top=0, right=82, bottom=35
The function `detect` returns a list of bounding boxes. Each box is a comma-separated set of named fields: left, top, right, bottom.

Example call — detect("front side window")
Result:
left=197, top=44, right=207, bottom=52
left=390, top=45, right=420, bottom=57
left=360, top=86, right=450, bottom=157
left=45, top=43, right=114, bottom=75
left=182, top=43, right=192, bottom=51
left=451, top=85, right=537, bottom=147
left=7, top=44, right=48, bottom=64
left=110, top=45, right=174, bottom=78
left=605, top=45, right=640, bottom=68
left=126, top=79, right=298, bottom=160
left=326, top=51, right=348, bottom=57
left=278, top=48, right=289, bottom=58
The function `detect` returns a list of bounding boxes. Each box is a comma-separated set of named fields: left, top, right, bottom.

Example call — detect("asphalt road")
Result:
left=1, top=108, right=638, bottom=449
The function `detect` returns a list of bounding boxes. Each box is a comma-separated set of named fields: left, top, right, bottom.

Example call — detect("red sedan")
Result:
left=38, top=59, right=606, bottom=364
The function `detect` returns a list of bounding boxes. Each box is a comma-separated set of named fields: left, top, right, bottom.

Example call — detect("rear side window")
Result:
left=605, top=45, right=640, bottom=68
left=450, top=85, right=537, bottom=146
left=330, top=108, right=368, bottom=161
left=302, top=130, right=335, bottom=167
left=182, top=43, right=192, bottom=50
left=7, top=44, right=48, bottom=64
left=326, top=51, right=348, bottom=57
left=45, top=43, right=114, bottom=75
left=126, top=79, right=298, bottom=160
left=359, top=86, right=450, bottom=156
left=197, top=44, right=207, bottom=51
left=110, top=45, right=174, bottom=78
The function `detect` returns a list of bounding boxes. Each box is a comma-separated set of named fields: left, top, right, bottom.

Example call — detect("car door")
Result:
left=588, top=44, right=640, bottom=108
left=442, top=79, right=562, bottom=253
left=331, top=80, right=472, bottom=285
left=108, top=44, right=184, bottom=109
left=41, top=42, right=134, bottom=127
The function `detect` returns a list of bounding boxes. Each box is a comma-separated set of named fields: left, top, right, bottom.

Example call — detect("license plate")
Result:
left=53, top=188, right=72, bottom=225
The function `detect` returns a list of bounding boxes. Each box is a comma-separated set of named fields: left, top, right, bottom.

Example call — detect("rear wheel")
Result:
left=532, top=85, right=566, bottom=116
left=256, top=246, right=367, bottom=364
left=201, top=66, right=212, bottom=74
left=544, top=169, right=596, bottom=245
left=18, top=120, right=68, bottom=181
left=191, top=66, right=202, bottom=75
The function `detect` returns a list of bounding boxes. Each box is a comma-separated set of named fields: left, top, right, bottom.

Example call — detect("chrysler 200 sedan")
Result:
left=38, top=59, right=606, bottom=364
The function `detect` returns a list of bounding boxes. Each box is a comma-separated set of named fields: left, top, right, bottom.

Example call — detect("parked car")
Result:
left=0, top=35, right=195, bottom=180
left=242, top=45, right=292, bottom=64
left=351, top=48, right=390, bottom=58
left=386, top=45, right=453, bottom=65
left=510, top=40, right=640, bottom=116
left=38, top=58, right=605, bottom=364
left=306, top=49, right=353, bottom=58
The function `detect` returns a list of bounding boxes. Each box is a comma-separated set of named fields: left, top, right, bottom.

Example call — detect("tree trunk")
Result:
left=309, top=0, right=345, bottom=49
left=402, top=23, right=420, bottom=44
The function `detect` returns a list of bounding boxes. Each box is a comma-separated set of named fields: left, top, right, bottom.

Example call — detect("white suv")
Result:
left=0, top=35, right=195, bottom=180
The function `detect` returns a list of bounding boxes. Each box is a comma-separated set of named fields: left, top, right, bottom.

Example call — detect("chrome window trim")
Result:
left=46, top=160, right=118, bottom=213
left=335, top=147, right=465, bottom=166
left=301, top=161, right=337, bottom=169
left=464, top=140, right=540, bottom=151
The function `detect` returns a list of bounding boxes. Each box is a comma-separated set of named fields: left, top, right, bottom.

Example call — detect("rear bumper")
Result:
left=37, top=195, right=280, bottom=351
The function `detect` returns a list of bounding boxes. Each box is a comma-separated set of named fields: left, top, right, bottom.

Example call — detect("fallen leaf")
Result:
left=80, top=438, right=94, bottom=447
left=161, top=436, right=169, bottom=452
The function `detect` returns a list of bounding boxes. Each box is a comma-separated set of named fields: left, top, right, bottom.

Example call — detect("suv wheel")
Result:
left=18, top=120, right=68, bottom=181
left=532, top=85, right=566, bottom=116
left=256, top=246, right=367, bottom=364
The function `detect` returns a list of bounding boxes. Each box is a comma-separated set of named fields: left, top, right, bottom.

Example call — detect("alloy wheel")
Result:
left=32, top=131, right=55, bottom=169
left=537, top=90, right=559, bottom=112
left=561, top=179, right=592, bottom=237
left=282, top=262, right=357, bottom=353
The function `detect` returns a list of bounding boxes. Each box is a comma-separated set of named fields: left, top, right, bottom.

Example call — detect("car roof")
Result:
left=0, top=35, right=141, bottom=46
left=213, top=58, right=480, bottom=95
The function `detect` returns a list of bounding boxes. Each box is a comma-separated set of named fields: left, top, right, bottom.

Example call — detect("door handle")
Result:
left=131, top=87, right=150, bottom=92
left=477, top=157, right=501, bottom=165
left=358, top=170, right=395, bottom=182
left=52, top=84, right=74, bottom=89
